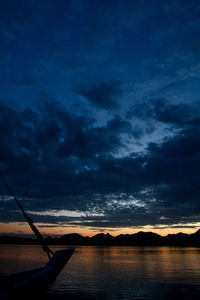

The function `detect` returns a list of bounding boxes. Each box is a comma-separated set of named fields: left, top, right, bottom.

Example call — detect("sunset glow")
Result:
left=1, top=221, right=199, bottom=238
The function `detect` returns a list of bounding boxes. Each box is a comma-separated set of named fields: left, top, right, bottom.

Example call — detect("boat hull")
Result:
left=0, top=248, right=74, bottom=299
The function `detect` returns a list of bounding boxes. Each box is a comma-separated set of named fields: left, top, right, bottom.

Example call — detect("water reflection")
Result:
left=1, top=245, right=200, bottom=299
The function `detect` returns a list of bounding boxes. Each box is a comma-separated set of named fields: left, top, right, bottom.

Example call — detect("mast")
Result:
left=1, top=176, right=54, bottom=260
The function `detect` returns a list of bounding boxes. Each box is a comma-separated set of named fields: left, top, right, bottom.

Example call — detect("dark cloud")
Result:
left=77, top=81, right=122, bottom=109
left=127, top=98, right=200, bottom=128
left=1, top=99, right=200, bottom=228
left=144, top=130, right=200, bottom=203
left=0, top=101, right=130, bottom=198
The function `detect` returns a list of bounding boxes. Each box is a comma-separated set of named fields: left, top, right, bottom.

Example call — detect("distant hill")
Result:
left=0, top=229, right=200, bottom=246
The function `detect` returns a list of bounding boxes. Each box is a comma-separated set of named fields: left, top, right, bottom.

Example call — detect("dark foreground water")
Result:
left=1, top=245, right=200, bottom=299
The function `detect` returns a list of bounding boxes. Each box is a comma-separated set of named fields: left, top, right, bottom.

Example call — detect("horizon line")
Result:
left=1, top=228, right=199, bottom=239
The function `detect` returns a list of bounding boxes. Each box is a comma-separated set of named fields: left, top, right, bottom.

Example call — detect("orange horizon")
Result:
left=0, top=221, right=199, bottom=238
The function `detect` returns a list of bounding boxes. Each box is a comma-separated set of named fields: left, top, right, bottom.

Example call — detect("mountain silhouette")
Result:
left=90, top=233, right=114, bottom=245
left=0, top=229, right=200, bottom=246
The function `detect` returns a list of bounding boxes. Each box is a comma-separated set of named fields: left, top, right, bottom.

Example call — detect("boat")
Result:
left=0, top=177, right=74, bottom=299
left=0, top=248, right=74, bottom=299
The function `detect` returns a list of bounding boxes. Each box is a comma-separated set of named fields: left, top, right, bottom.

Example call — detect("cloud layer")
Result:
left=1, top=0, right=200, bottom=232
left=0, top=97, right=200, bottom=229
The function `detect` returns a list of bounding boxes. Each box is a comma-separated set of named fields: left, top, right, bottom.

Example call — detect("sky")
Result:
left=0, top=0, right=200, bottom=237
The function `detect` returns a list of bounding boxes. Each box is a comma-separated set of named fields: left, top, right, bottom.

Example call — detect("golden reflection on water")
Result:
left=53, top=246, right=200, bottom=285
left=1, top=245, right=200, bottom=299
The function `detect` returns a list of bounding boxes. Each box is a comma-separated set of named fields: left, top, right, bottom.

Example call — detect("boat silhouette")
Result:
left=0, top=177, right=74, bottom=299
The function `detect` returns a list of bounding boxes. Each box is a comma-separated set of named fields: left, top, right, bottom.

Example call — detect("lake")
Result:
left=0, top=245, right=200, bottom=299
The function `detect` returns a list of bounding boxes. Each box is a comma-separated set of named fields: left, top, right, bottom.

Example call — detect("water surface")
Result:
left=0, top=245, right=200, bottom=299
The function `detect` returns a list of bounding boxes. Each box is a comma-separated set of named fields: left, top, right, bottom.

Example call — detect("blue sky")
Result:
left=1, top=0, right=200, bottom=236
